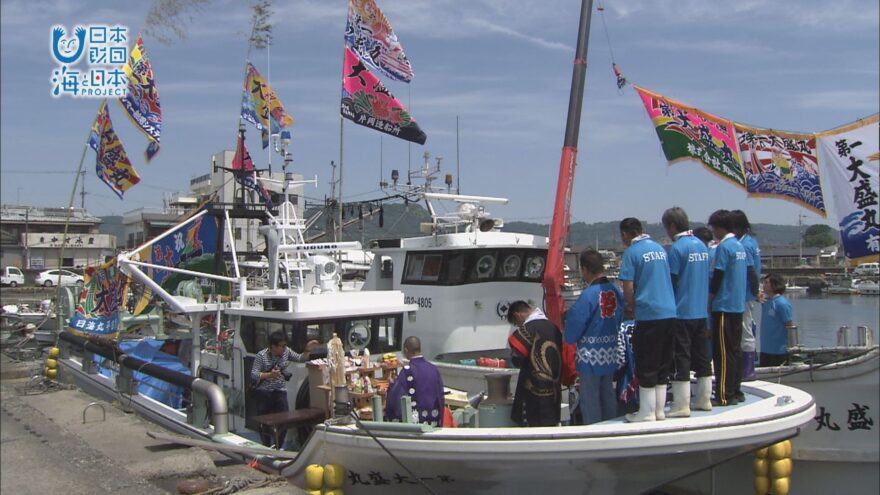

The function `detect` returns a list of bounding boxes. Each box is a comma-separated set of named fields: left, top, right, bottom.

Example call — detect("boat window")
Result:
left=523, top=253, right=546, bottom=281
left=403, top=253, right=444, bottom=283
left=443, top=252, right=470, bottom=285
left=469, top=251, right=498, bottom=282
left=343, top=319, right=373, bottom=352
left=402, top=249, right=546, bottom=286
left=497, top=251, right=524, bottom=280
left=371, top=315, right=401, bottom=354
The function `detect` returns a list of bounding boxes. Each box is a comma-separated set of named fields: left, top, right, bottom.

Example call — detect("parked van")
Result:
left=853, top=262, right=880, bottom=277
left=1, top=267, right=25, bottom=287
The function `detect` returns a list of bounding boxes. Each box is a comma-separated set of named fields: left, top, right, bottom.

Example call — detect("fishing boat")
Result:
left=854, top=279, right=880, bottom=295
left=55, top=181, right=818, bottom=495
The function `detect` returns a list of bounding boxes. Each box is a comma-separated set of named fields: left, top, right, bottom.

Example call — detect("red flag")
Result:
left=232, top=134, right=273, bottom=208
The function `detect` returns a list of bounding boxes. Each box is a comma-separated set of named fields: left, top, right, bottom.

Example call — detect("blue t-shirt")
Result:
left=619, top=236, right=677, bottom=321
left=668, top=233, right=710, bottom=319
left=740, top=234, right=761, bottom=302
left=760, top=295, right=793, bottom=355
left=711, top=235, right=747, bottom=313
left=564, top=279, right=623, bottom=375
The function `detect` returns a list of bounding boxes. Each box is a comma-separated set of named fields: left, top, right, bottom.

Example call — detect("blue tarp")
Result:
left=95, top=339, right=190, bottom=409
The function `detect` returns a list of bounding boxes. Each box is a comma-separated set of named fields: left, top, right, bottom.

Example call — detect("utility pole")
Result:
left=798, top=212, right=806, bottom=264
left=79, top=170, right=86, bottom=209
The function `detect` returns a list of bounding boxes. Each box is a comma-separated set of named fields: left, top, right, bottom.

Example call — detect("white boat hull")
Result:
left=667, top=346, right=879, bottom=495
left=284, top=381, right=814, bottom=495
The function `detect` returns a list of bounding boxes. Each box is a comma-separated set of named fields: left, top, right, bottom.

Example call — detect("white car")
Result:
left=35, top=269, right=84, bottom=287
left=1, top=267, right=25, bottom=287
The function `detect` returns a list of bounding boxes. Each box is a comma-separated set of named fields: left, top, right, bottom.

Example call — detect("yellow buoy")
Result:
left=754, top=447, right=769, bottom=459
left=306, top=491, right=322, bottom=495
left=43, top=366, right=50, bottom=376
left=783, top=440, right=792, bottom=458
left=48, top=347, right=60, bottom=358
left=770, top=458, right=792, bottom=479
left=323, top=490, right=344, bottom=495
left=323, top=463, right=346, bottom=489
left=768, top=442, right=787, bottom=460
left=46, top=358, right=58, bottom=369
left=304, top=464, right=324, bottom=491
left=46, top=369, right=57, bottom=379
left=754, top=475, right=770, bottom=495
left=772, top=477, right=790, bottom=495
left=753, top=458, right=769, bottom=476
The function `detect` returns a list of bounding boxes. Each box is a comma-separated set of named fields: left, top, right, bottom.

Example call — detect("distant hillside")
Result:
left=304, top=204, right=835, bottom=249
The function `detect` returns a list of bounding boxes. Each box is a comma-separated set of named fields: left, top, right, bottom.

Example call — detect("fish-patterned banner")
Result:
left=341, top=47, right=426, bottom=145
left=345, top=0, right=414, bottom=83
left=736, top=124, right=826, bottom=216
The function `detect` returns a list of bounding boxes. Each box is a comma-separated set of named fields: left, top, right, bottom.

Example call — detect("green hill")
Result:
left=305, top=203, right=835, bottom=249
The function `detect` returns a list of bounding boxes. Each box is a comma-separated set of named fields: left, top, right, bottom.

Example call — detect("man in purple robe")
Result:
left=385, top=336, right=445, bottom=426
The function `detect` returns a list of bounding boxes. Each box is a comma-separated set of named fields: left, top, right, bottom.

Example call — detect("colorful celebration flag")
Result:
left=68, top=258, right=127, bottom=339
left=242, top=62, right=293, bottom=149
left=634, top=85, right=746, bottom=190
left=89, top=100, right=141, bottom=199
left=817, top=114, right=880, bottom=263
left=345, top=0, right=414, bottom=83
left=232, top=133, right=274, bottom=209
left=341, top=47, right=426, bottom=145
left=118, top=35, right=162, bottom=162
left=148, top=210, right=225, bottom=296
left=735, top=124, right=826, bottom=216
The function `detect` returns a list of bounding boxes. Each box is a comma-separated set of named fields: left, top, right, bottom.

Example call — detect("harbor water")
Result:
left=784, top=292, right=879, bottom=348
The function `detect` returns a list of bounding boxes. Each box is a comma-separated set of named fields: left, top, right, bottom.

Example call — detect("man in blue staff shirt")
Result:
left=662, top=207, right=713, bottom=416
left=707, top=210, right=752, bottom=406
left=618, top=217, right=677, bottom=422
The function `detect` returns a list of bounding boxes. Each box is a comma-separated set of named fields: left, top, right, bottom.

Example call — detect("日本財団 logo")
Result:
left=50, top=24, right=129, bottom=98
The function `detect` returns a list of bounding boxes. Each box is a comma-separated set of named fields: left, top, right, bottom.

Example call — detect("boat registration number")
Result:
left=405, top=296, right=432, bottom=309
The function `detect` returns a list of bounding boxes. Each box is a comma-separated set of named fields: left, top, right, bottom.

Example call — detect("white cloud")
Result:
left=463, top=18, right=572, bottom=52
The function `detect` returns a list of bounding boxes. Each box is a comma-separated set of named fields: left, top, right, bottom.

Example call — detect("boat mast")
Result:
left=543, top=0, right=594, bottom=329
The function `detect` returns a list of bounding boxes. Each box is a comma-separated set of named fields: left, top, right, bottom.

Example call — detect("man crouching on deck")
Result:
left=507, top=300, right=563, bottom=427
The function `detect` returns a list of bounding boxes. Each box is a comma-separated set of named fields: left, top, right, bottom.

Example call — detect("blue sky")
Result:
left=1, top=0, right=878, bottom=228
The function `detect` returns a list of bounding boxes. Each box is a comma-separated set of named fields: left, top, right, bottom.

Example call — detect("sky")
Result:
left=1, top=0, right=878, bottom=228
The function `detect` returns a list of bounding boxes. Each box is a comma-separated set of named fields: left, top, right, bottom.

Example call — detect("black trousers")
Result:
left=673, top=318, right=712, bottom=381
left=711, top=312, right=743, bottom=405
left=632, top=319, right=675, bottom=388
left=254, top=389, right=289, bottom=447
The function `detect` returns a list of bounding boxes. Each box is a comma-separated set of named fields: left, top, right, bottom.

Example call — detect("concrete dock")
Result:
left=0, top=353, right=307, bottom=494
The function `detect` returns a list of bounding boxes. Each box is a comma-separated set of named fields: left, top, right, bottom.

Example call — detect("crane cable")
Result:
left=596, top=0, right=627, bottom=92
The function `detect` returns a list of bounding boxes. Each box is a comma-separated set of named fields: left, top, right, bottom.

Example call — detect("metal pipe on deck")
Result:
left=58, top=332, right=229, bottom=435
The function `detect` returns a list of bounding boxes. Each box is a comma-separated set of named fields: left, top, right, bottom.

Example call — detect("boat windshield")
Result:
left=401, top=248, right=546, bottom=286
left=239, top=313, right=403, bottom=354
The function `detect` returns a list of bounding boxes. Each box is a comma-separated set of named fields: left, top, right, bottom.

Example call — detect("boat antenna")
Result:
left=456, top=115, right=461, bottom=194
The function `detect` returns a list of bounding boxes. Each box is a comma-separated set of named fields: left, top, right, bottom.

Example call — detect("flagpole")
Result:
left=55, top=98, right=105, bottom=335
left=338, top=115, right=344, bottom=243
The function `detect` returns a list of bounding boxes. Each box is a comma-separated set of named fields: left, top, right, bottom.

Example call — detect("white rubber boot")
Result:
left=667, top=381, right=692, bottom=418
left=693, top=376, right=713, bottom=411
left=625, top=386, right=657, bottom=423
left=654, top=384, right=667, bottom=420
